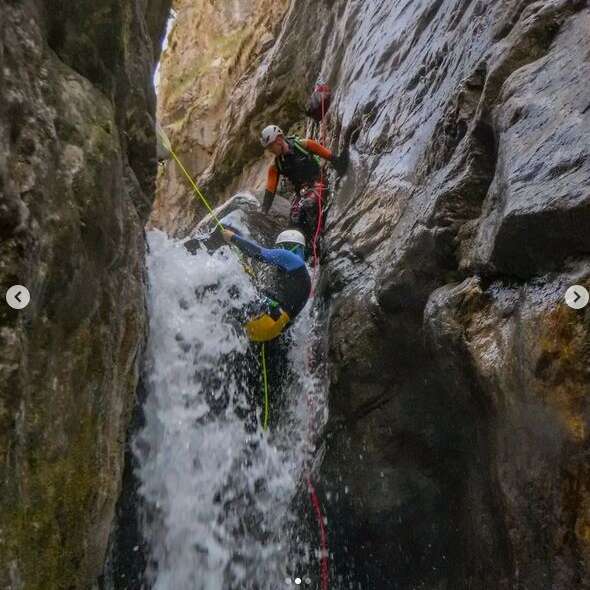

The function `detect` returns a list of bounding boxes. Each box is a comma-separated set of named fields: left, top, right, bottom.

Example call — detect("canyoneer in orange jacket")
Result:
left=259, top=125, right=348, bottom=248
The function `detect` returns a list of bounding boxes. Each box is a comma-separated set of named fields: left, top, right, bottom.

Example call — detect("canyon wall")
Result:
left=151, top=0, right=590, bottom=588
left=150, top=0, right=289, bottom=234
left=0, top=1, right=169, bottom=587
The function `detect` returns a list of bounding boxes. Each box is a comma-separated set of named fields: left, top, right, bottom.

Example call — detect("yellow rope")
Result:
left=168, top=150, right=224, bottom=231
left=261, top=342, right=269, bottom=431
left=158, top=126, right=260, bottom=278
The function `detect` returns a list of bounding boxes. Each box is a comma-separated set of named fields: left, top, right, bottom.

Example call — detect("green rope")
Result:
left=261, top=342, right=269, bottom=431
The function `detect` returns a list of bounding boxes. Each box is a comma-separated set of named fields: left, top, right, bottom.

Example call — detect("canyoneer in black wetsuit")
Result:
left=259, top=125, right=348, bottom=247
left=222, top=228, right=311, bottom=342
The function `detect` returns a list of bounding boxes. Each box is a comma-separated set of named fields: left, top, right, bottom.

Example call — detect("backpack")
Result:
left=276, top=137, right=321, bottom=188
left=306, top=83, right=332, bottom=123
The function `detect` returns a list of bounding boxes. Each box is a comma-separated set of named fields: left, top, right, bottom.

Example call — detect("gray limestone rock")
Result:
left=0, top=1, right=170, bottom=588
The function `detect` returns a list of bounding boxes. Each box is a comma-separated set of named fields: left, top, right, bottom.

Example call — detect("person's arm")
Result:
left=261, top=248, right=303, bottom=272
left=227, top=233, right=268, bottom=261
left=303, top=139, right=349, bottom=175
left=262, top=164, right=280, bottom=213
left=302, top=139, right=332, bottom=160
left=224, top=232, right=302, bottom=271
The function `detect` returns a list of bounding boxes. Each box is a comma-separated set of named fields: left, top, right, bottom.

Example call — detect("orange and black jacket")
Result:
left=262, top=137, right=333, bottom=213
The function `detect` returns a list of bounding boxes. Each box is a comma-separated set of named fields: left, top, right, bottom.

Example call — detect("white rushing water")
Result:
left=136, top=229, right=327, bottom=590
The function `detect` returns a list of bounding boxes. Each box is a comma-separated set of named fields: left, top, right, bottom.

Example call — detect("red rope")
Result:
left=302, top=347, right=330, bottom=590
left=302, top=345, right=330, bottom=589
left=310, top=182, right=324, bottom=287
left=306, top=474, right=329, bottom=590
left=310, top=92, right=327, bottom=293
left=305, top=85, right=330, bottom=589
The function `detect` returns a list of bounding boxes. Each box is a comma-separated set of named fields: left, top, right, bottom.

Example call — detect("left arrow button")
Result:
left=6, top=285, right=30, bottom=310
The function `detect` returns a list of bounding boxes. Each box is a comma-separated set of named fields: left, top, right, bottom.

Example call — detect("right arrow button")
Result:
left=565, top=285, right=589, bottom=310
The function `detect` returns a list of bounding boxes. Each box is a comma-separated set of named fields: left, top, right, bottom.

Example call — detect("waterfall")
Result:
left=134, top=229, right=327, bottom=589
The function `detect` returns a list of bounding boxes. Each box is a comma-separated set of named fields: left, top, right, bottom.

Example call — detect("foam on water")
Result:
left=136, top=230, right=323, bottom=590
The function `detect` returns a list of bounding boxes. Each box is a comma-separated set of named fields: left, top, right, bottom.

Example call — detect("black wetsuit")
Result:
left=231, top=234, right=311, bottom=319
left=275, top=138, right=322, bottom=191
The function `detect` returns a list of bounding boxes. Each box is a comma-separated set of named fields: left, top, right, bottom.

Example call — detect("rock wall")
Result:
left=0, top=1, right=169, bottom=588
left=150, top=0, right=289, bottom=234
left=154, top=0, right=590, bottom=588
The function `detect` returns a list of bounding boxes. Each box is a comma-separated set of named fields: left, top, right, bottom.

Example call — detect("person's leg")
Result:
left=265, top=335, right=293, bottom=428
left=300, top=185, right=323, bottom=253
left=231, top=344, right=260, bottom=433
left=289, top=192, right=303, bottom=226
left=311, top=180, right=326, bottom=230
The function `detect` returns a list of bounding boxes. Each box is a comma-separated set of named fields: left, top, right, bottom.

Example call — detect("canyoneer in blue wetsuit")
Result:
left=222, top=228, right=311, bottom=342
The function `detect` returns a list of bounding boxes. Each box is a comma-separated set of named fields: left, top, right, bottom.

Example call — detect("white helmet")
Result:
left=276, top=229, right=306, bottom=247
left=260, top=124, right=283, bottom=148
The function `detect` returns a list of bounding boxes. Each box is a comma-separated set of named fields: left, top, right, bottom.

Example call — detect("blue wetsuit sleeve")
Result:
left=231, top=234, right=303, bottom=272
left=263, top=248, right=303, bottom=272
left=230, top=234, right=266, bottom=260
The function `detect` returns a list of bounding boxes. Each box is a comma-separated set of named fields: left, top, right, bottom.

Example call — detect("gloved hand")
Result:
left=222, top=229, right=235, bottom=242
left=331, top=150, right=349, bottom=176
left=262, top=190, right=275, bottom=214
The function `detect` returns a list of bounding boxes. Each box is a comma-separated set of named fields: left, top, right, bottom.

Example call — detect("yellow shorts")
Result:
left=246, top=310, right=290, bottom=342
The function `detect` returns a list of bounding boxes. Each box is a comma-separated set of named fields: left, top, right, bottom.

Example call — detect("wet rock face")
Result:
left=154, top=0, right=590, bottom=587
left=0, top=1, right=169, bottom=588
left=318, top=1, right=589, bottom=587
left=425, top=271, right=590, bottom=589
